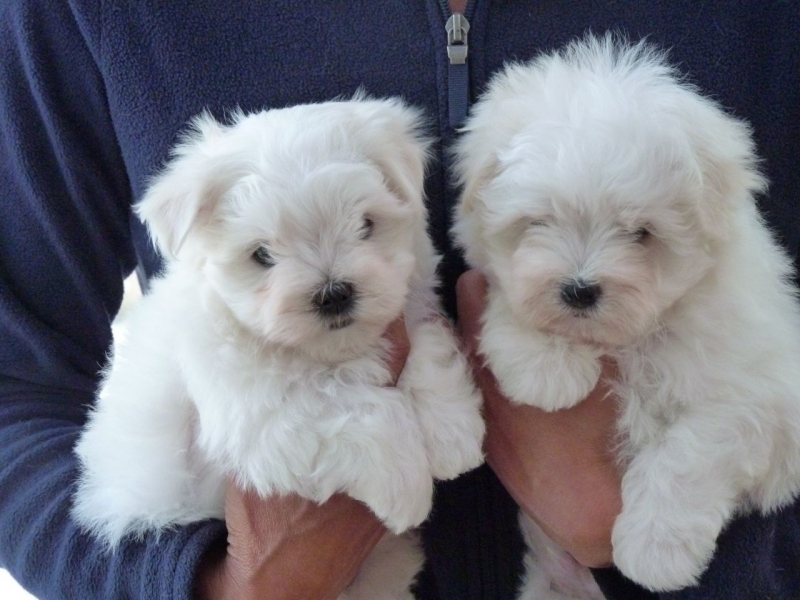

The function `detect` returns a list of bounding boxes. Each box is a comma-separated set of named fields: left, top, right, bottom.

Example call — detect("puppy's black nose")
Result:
left=313, top=281, right=356, bottom=317
left=560, top=280, right=602, bottom=309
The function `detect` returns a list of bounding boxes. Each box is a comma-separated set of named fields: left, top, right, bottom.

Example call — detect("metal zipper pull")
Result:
left=446, top=13, right=470, bottom=65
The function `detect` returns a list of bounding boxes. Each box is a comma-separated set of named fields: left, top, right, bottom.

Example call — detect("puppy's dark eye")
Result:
left=360, top=217, right=375, bottom=240
left=530, top=219, right=549, bottom=228
left=252, top=245, right=275, bottom=267
left=633, top=228, right=650, bottom=242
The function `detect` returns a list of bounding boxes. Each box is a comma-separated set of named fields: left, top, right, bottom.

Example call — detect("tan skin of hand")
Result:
left=195, top=319, right=410, bottom=600
left=456, top=270, right=622, bottom=568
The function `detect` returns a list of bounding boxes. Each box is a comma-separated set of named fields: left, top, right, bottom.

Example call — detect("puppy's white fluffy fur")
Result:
left=453, top=34, right=800, bottom=595
left=73, top=97, right=485, bottom=599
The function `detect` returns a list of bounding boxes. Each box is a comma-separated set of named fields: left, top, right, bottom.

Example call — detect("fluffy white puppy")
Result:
left=73, top=97, right=485, bottom=599
left=453, top=34, right=800, bottom=596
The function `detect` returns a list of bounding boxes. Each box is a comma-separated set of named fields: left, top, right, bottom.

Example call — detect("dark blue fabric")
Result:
left=0, top=1, right=798, bottom=598
left=447, top=62, right=470, bottom=128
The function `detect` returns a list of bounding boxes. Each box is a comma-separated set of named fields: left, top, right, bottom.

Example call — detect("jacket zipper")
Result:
left=438, top=0, right=477, bottom=129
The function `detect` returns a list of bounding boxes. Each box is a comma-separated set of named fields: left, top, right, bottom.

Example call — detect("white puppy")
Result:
left=73, top=97, right=485, bottom=599
left=453, top=34, right=800, bottom=596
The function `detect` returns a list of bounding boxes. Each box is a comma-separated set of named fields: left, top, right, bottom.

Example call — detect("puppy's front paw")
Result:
left=485, top=336, right=601, bottom=411
left=374, top=470, right=433, bottom=534
left=479, top=295, right=602, bottom=410
left=424, top=403, right=485, bottom=481
left=400, top=321, right=485, bottom=481
left=414, top=383, right=485, bottom=481
left=612, top=506, right=716, bottom=591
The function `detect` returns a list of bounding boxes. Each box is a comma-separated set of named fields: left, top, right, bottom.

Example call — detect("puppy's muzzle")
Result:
left=313, top=280, right=357, bottom=327
left=560, top=279, right=602, bottom=310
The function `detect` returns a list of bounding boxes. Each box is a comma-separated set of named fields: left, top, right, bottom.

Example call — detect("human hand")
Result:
left=456, top=271, right=622, bottom=568
left=195, top=318, right=410, bottom=600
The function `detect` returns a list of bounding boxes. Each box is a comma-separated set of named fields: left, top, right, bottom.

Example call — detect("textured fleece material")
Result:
left=1, top=1, right=799, bottom=599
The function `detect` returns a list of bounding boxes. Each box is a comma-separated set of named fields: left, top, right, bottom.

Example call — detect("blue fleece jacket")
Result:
left=1, top=1, right=799, bottom=599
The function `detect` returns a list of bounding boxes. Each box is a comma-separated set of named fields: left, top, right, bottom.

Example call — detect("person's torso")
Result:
left=84, top=2, right=800, bottom=598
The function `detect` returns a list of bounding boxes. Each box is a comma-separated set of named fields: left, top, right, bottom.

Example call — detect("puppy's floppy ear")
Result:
left=449, top=101, right=503, bottom=270
left=681, top=97, right=767, bottom=239
left=135, top=111, right=232, bottom=258
left=350, top=97, right=430, bottom=212
left=450, top=60, right=533, bottom=269
left=451, top=154, right=498, bottom=270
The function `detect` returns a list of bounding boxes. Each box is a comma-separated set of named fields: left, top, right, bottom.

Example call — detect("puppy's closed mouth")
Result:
left=327, top=316, right=355, bottom=330
left=572, top=311, right=594, bottom=319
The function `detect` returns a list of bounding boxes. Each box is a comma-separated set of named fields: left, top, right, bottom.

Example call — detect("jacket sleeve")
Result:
left=0, top=1, right=226, bottom=598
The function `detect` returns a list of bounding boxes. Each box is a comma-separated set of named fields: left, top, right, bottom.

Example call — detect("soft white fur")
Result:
left=453, top=34, right=800, bottom=595
left=73, top=97, right=485, bottom=600
left=517, top=516, right=604, bottom=600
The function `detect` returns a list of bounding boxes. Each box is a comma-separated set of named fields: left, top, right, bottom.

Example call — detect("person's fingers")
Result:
left=598, top=356, right=617, bottom=384
left=383, top=317, right=410, bottom=385
left=225, top=487, right=308, bottom=552
left=455, top=270, right=488, bottom=355
left=456, top=269, right=498, bottom=386
left=219, top=483, right=386, bottom=600
left=226, top=488, right=380, bottom=558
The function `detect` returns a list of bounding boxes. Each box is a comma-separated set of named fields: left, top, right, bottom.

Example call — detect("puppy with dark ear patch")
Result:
left=73, top=97, right=485, bottom=600
left=453, top=34, right=800, bottom=597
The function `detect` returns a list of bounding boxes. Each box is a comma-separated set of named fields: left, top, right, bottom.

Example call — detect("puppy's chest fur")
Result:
left=180, top=314, right=392, bottom=415
left=182, top=320, right=390, bottom=402
left=159, top=290, right=395, bottom=482
left=611, top=332, right=695, bottom=455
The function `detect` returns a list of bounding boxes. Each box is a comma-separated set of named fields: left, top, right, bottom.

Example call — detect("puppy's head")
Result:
left=137, top=98, right=429, bottom=358
left=453, top=34, right=766, bottom=347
